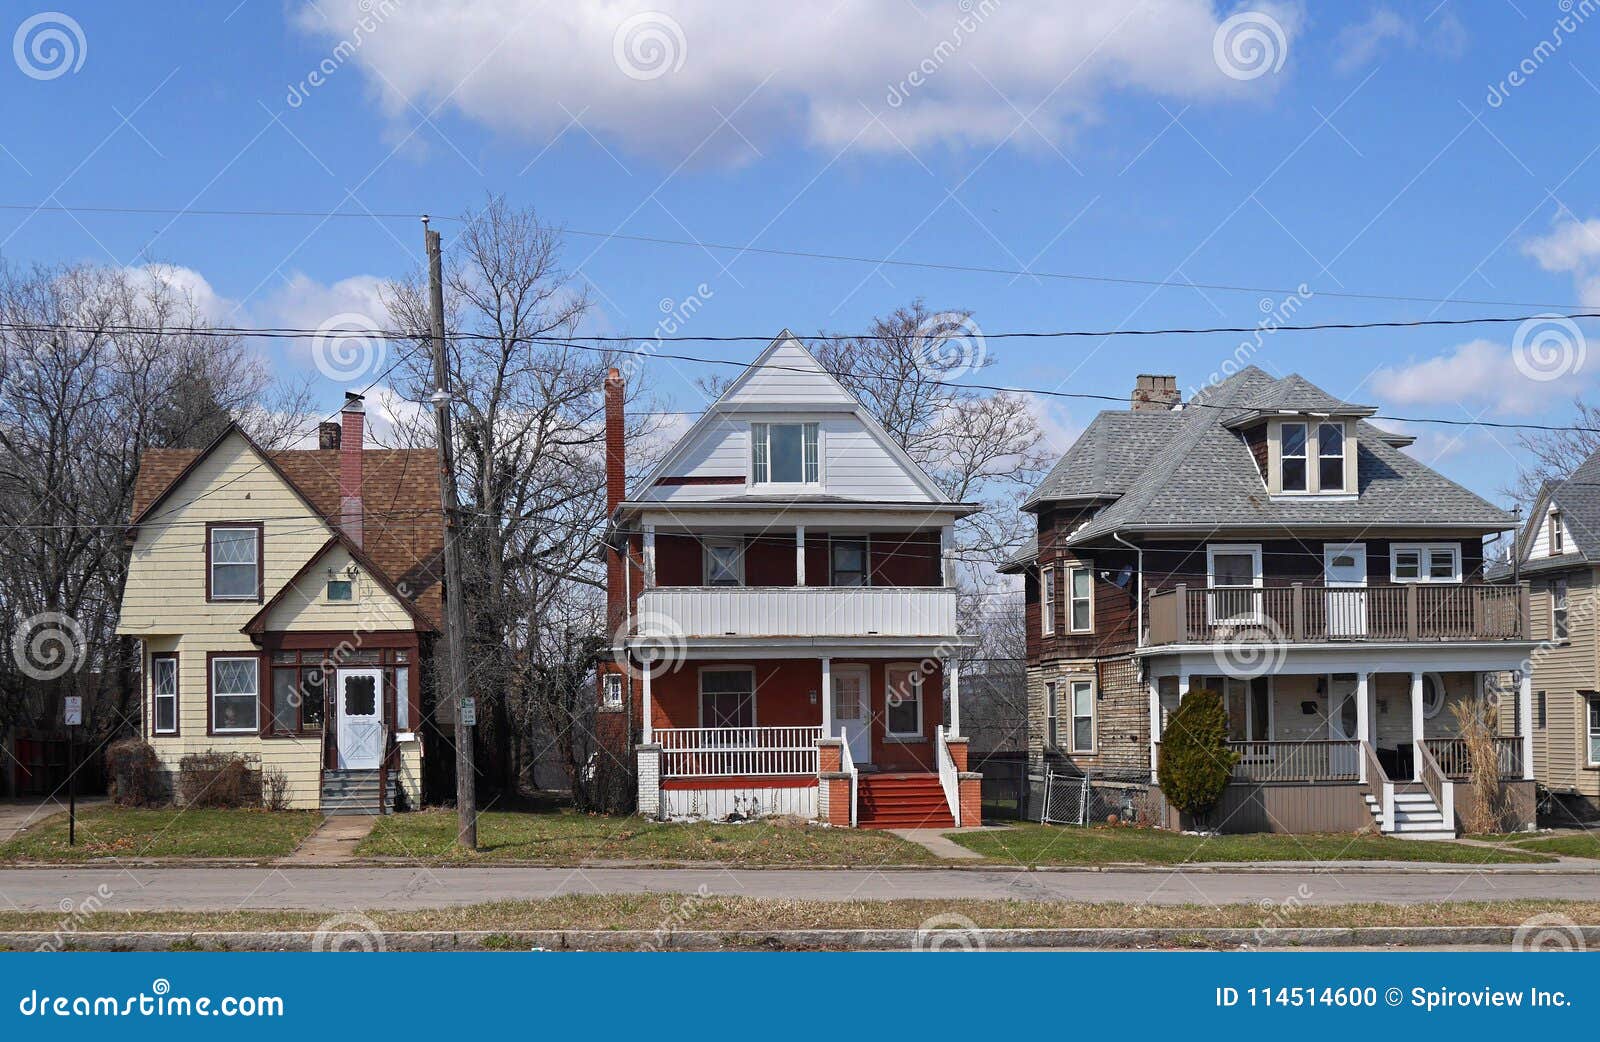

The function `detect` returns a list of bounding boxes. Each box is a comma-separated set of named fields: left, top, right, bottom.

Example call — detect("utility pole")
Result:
left=425, top=216, right=476, bottom=850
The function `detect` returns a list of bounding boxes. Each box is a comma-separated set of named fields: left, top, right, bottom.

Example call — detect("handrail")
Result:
left=838, top=735, right=858, bottom=828
left=1360, top=740, right=1396, bottom=833
left=1415, top=739, right=1456, bottom=833
left=934, top=726, right=961, bottom=827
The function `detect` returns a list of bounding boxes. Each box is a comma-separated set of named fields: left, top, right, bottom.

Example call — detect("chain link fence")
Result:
left=1040, top=767, right=1156, bottom=826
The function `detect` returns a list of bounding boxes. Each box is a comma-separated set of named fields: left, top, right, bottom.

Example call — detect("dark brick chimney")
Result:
left=1131, top=374, right=1180, bottom=412
left=318, top=421, right=342, bottom=450
left=339, top=393, right=365, bottom=548
left=605, top=367, right=625, bottom=512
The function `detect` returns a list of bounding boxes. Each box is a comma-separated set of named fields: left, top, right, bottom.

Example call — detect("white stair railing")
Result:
left=935, top=726, right=961, bottom=827
left=838, top=735, right=859, bottom=828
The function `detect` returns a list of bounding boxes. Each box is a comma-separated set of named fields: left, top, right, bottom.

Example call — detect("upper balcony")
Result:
left=633, top=585, right=958, bottom=642
left=1144, top=582, right=1531, bottom=647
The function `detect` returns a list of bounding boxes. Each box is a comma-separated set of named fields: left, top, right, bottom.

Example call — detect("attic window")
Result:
left=1551, top=511, right=1564, bottom=555
left=1281, top=422, right=1308, bottom=492
left=751, top=422, right=818, bottom=485
left=1275, top=420, right=1351, bottom=496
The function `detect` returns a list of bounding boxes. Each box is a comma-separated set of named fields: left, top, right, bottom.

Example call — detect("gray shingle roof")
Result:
left=1018, top=366, right=1514, bottom=549
left=1022, top=410, right=1184, bottom=510
left=1528, top=450, right=1600, bottom=563
left=1227, top=374, right=1376, bottom=420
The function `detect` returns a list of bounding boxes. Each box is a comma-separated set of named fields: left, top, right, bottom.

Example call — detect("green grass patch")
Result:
left=357, top=809, right=936, bottom=865
left=950, top=822, right=1553, bottom=865
left=1507, top=834, right=1600, bottom=858
left=0, top=807, right=322, bottom=862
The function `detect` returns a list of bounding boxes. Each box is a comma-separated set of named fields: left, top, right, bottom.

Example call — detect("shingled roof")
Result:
left=1517, top=450, right=1600, bottom=566
left=129, top=434, right=445, bottom=629
left=1013, top=366, right=1513, bottom=557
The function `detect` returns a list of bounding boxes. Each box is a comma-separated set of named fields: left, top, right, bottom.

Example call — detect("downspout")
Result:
left=1111, top=529, right=1144, bottom=647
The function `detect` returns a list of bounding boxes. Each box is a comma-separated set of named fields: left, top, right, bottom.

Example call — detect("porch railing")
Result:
left=1416, top=739, right=1456, bottom=833
left=657, top=726, right=823, bottom=779
left=1228, top=740, right=1360, bottom=782
left=1422, top=737, right=1523, bottom=780
left=935, top=726, right=962, bottom=827
left=839, top=731, right=859, bottom=828
left=1145, top=582, right=1530, bottom=646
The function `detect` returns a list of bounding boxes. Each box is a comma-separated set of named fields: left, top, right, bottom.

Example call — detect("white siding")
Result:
left=635, top=586, right=957, bottom=639
left=662, top=785, right=817, bottom=821
left=720, top=339, right=857, bottom=407
left=1528, top=504, right=1574, bottom=558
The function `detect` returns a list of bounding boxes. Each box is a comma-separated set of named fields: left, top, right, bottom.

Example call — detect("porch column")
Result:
left=1148, top=676, right=1161, bottom=783
left=941, top=525, right=957, bottom=587
left=1519, top=670, right=1535, bottom=780
left=1355, top=672, right=1370, bottom=782
left=1410, top=671, right=1424, bottom=780
left=948, top=656, right=962, bottom=736
left=820, top=656, right=833, bottom=736
left=795, top=525, right=806, bottom=586
left=1178, top=671, right=1192, bottom=701
left=642, top=524, right=656, bottom=588
left=641, top=661, right=654, bottom=745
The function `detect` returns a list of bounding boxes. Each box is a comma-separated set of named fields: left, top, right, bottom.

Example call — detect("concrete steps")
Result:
left=857, top=773, right=955, bottom=829
left=321, top=769, right=395, bottom=816
left=1363, top=789, right=1456, bottom=841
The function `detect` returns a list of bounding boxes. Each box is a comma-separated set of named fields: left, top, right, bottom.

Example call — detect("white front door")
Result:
left=1323, top=543, right=1367, bottom=638
left=336, top=668, right=384, bottom=770
left=832, top=666, right=871, bottom=766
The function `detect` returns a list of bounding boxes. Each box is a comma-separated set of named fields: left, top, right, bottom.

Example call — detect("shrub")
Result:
left=1449, top=697, right=1511, bottom=834
left=177, top=750, right=261, bottom=808
left=106, top=739, right=165, bottom=807
left=1157, top=688, right=1238, bottom=821
left=262, top=767, right=292, bottom=812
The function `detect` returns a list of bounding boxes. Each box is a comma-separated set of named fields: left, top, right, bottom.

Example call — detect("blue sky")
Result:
left=3, top=1, right=1599, bottom=504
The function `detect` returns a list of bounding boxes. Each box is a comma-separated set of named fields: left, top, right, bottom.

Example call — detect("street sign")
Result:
left=460, top=696, right=476, bottom=727
left=63, top=695, right=82, bottom=726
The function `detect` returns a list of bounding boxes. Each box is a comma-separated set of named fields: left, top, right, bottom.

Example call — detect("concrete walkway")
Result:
left=5, top=864, right=1600, bottom=911
left=0, top=797, right=102, bottom=842
left=889, top=827, right=987, bottom=860
left=275, top=815, right=377, bottom=865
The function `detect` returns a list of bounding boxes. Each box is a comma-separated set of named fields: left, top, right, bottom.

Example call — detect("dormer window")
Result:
left=1317, top=423, right=1345, bottom=492
left=1281, top=422, right=1308, bottom=492
left=1551, top=510, right=1565, bottom=555
left=751, top=422, right=819, bottom=485
left=1271, top=419, right=1352, bottom=496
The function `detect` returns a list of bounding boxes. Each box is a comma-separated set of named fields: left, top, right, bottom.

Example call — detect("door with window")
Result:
left=699, top=668, right=756, bottom=737
left=1207, top=545, right=1262, bottom=624
left=832, top=665, right=870, bottom=765
left=1327, top=674, right=1362, bottom=777
left=1323, top=543, right=1367, bottom=638
left=335, top=668, right=384, bottom=770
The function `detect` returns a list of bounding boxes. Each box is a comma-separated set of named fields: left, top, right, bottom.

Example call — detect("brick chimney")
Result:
left=339, top=393, right=364, bottom=548
left=318, top=421, right=342, bottom=450
left=604, top=368, right=626, bottom=632
left=1131, top=374, right=1180, bottom=412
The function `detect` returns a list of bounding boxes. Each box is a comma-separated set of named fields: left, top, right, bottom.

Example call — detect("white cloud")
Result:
left=1523, top=217, right=1600, bottom=308
left=291, top=0, right=1301, bottom=162
left=1332, top=7, right=1465, bottom=74
left=1370, top=338, right=1588, bottom=415
left=260, top=272, right=392, bottom=332
left=124, top=263, right=236, bottom=324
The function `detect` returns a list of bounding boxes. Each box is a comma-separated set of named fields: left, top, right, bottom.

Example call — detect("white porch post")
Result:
left=1148, top=676, right=1161, bottom=783
left=795, top=525, right=806, bottom=586
left=1410, top=671, right=1424, bottom=780
left=1178, top=671, right=1192, bottom=701
left=948, top=656, right=962, bottom=736
left=641, top=662, right=654, bottom=745
left=941, top=524, right=956, bottom=587
left=1520, top=669, right=1535, bottom=780
left=642, top=524, right=656, bottom=588
left=820, top=656, right=833, bottom=736
left=1355, top=672, right=1370, bottom=782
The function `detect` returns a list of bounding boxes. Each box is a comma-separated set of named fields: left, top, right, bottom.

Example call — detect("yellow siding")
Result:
left=259, top=544, right=416, bottom=632
left=118, top=432, right=422, bottom=810
left=1525, top=567, right=1597, bottom=795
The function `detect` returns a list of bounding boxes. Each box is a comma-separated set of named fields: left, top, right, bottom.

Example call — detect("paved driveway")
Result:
left=3, top=865, right=1600, bottom=912
left=0, top=797, right=98, bottom=843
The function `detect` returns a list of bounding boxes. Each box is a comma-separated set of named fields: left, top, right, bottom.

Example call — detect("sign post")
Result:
left=63, top=696, right=82, bottom=847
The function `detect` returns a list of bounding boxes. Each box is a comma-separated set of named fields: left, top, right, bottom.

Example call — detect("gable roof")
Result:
left=1019, top=366, right=1513, bottom=550
left=129, top=425, right=444, bottom=628
left=241, top=533, right=437, bottom=634
left=1516, top=450, right=1600, bottom=566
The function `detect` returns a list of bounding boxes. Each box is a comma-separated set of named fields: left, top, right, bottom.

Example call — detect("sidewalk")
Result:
left=276, top=815, right=378, bottom=865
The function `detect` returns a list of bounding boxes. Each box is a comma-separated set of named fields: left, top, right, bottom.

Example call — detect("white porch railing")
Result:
left=839, top=733, right=859, bottom=828
left=657, top=726, right=823, bottom=778
left=635, top=586, right=957, bottom=640
left=935, top=726, right=961, bottom=827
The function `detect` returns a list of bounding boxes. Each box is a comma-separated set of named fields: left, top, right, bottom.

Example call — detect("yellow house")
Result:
left=117, top=395, right=443, bottom=812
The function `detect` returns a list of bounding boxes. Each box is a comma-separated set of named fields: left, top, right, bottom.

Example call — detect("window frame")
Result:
left=150, top=652, right=180, bottom=737
left=884, top=662, right=924, bottom=739
left=325, top=576, right=355, bottom=602
left=1588, top=697, right=1600, bottom=767
left=1316, top=421, right=1346, bottom=492
left=1206, top=543, right=1264, bottom=623
left=1040, top=564, right=1056, bottom=636
left=1553, top=577, right=1570, bottom=641
left=268, top=659, right=327, bottom=737
left=1389, top=542, right=1461, bottom=584
left=1420, top=671, right=1447, bottom=720
left=702, top=538, right=745, bottom=587
left=697, top=665, right=757, bottom=730
left=602, top=673, right=624, bottom=710
left=1537, top=690, right=1547, bottom=731
left=749, top=421, right=821, bottom=487
left=1045, top=679, right=1059, bottom=749
left=1066, top=565, right=1093, bottom=633
left=1551, top=510, right=1565, bottom=555
left=207, top=653, right=262, bottom=736
left=205, top=522, right=264, bottom=603
left=829, top=537, right=869, bottom=588
left=1068, top=678, right=1095, bottom=754
left=266, top=645, right=410, bottom=739
left=1279, top=421, right=1309, bottom=493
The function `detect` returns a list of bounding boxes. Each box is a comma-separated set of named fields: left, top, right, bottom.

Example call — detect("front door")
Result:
left=832, top=666, right=871, bottom=766
left=1323, top=543, right=1367, bottom=638
left=335, top=668, right=384, bottom=770
left=1328, top=674, right=1362, bottom=777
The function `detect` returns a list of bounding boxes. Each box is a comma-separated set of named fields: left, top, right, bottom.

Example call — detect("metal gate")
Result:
left=1040, top=766, right=1091, bottom=825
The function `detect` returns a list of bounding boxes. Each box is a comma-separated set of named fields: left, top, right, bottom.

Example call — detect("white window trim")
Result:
left=1421, top=671, right=1447, bottom=720
left=1206, top=543, right=1264, bottom=623
left=1551, top=510, right=1565, bottom=555
left=1040, top=565, right=1056, bottom=636
left=696, top=665, right=757, bottom=729
left=1068, top=678, right=1096, bottom=754
left=152, top=656, right=178, bottom=736
left=1270, top=418, right=1356, bottom=497
left=210, top=655, right=260, bottom=735
left=209, top=525, right=260, bottom=601
left=1553, top=577, right=1570, bottom=642
left=1316, top=421, right=1346, bottom=493
left=1045, top=679, right=1059, bottom=749
left=884, top=662, right=924, bottom=738
left=1390, top=542, right=1461, bottom=584
left=1588, top=697, right=1600, bottom=767
left=1280, top=420, right=1309, bottom=493
left=1066, top=564, right=1093, bottom=633
left=831, top=663, right=869, bottom=725
left=602, top=673, right=623, bottom=709
left=702, top=538, right=746, bottom=587
left=829, top=536, right=870, bottom=588
left=749, top=421, right=822, bottom=489
left=325, top=575, right=357, bottom=603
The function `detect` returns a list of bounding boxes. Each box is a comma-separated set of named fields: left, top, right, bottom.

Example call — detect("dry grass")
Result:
left=0, top=807, right=323, bottom=862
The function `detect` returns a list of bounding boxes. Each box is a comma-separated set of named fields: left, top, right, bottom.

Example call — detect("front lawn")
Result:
left=357, top=809, right=937, bottom=865
left=1505, top=834, right=1600, bottom=859
left=0, top=807, right=323, bottom=862
left=950, top=823, right=1553, bottom=865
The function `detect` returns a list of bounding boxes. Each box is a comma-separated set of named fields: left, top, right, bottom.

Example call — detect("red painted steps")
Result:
left=856, top=772, right=955, bottom=829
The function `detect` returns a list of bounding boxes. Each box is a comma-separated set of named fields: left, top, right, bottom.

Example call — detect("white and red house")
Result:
left=599, top=332, right=982, bottom=828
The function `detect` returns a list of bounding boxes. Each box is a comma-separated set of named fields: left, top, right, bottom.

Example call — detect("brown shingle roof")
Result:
left=130, top=440, right=445, bottom=629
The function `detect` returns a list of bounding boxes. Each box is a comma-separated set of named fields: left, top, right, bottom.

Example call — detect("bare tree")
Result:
left=1505, top=395, right=1600, bottom=507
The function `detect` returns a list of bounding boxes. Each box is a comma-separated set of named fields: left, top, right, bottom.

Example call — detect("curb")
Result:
left=7, top=924, right=1595, bottom=952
